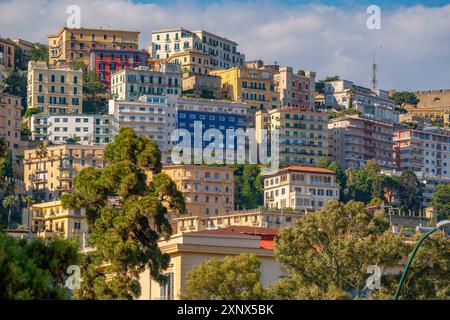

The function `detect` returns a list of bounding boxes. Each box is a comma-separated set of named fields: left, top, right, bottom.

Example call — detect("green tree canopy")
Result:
left=389, top=91, right=419, bottom=113
left=83, top=70, right=106, bottom=114
left=3, top=71, right=27, bottom=107
left=394, top=170, right=424, bottom=214
left=62, top=127, right=186, bottom=299
left=234, top=164, right=264, bottom=210
left=182, top=254, right=266, bottom=300
left=430, top=184, right=450, bottom=221
left=28, top=44, right=49, bottom=63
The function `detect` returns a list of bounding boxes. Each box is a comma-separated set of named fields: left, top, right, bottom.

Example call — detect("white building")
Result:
left=262, top=166, right=339, bottom=211
left=111, top=63, right=182, bottom=101
left=150, top=28, right=245, bottom=69
left=30, top=114, right=113, bottom=145
left=324, top=80, right=399, bottom=124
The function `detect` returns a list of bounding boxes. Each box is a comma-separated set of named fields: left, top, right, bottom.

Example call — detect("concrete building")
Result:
left=404, top=89, right=450, bottom=127
left=172, top=208, right=303, bottom=233
left=179, top=73, right=221, bottom=99
left=150, top=28, right=245, bottom=69
left=256, top=107, right=329, bottom=167
left=30, top=114, right=113, bottom=145
left=324, top=80, right=399, bottom=123
left=162, top=165, right=235, bottom=216
left=0, top=93, right=22, bottom=170
left=0, top=36, right=15, bottom=78
left=138, top=226, right=282, bottom=300
left=274, top=67, right=316, bottom=109
left=89, top=48, right=149, bottom=88
left=48, top=27, right=140, bottom=66
left=211, top=66, right=280, bottom=127
left=262, top=166, right=339, bottom=211
left=24, top=144, right=105, bottom=202
left=328, top=115, right=396, bottom=170
left=166, top=50, right=213, bottom=75
left=30, top=200, right=88, bottom=243
left=111, top=64, right=182, bottom=101
left=394, top=127, right=450, bottom=179
left=109, top=95, right=175, bottom=162
left=27, top=61, right=83, bottom=115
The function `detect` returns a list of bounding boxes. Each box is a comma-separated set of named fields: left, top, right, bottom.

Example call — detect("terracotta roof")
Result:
left=263, top=166, right=336, bottom=176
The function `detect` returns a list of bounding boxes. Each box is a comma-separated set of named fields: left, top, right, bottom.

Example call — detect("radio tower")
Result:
left=371, top=53, right=378, bottom=92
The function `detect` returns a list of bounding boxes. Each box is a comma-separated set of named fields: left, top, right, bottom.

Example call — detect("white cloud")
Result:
left=0, top=0, right=449, bottom=90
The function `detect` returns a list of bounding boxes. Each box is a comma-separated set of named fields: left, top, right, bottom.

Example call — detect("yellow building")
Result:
left=27, top=60, right=83, bottom=115
left=138, top=226, right=283, bottom=300
left=404, top=89, right=450, bottom=127
left=166, top=50, right=213, bottom=76
left=0, top=37, right=15, bottom=76
left=0, top=93, right=22, bottom=173
left=30, top=200, right=88, bottom=242
left=173, top=208, right=303, bottom=233
left=256, top=107, right=330, bottom=167
left=210, top=66, right=280, bottom=126
left=161, top=164, right=235, bottom=216
left=24, top=144, right=105, bottom=202
left=48, top=27, right=140, bottom=66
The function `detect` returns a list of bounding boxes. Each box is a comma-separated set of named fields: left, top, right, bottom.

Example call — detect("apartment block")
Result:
left=328, top=115, right=396, bottom=170
left=0, top=37, right=15, bottom=76
left=138, top=226, right=281, bottom=300
left=394, top=127, right=450, bottom=179
left=274, top=66, right=316, bottom=109
left=24, top=144, right=106, bottom=202
left=0, top=93, right=22, bottom=170
left=27, top=61, right=83, bottom=115
left=324, top=80, right=399, bottom=123
left=162, top=164, right=235, bottom=216
left=211, top=66, right=280, bottom=127
left=30, top=200, right=88, bottom=242
left=150, top=28, right=245, bottom=69
left=166, top=50, right=213, bottom=75
left=256, top=107, right=329, bottom=167
left=30, top=114, right=113, bottom=145
left=89, top=49, right=149, bottom=87
left=111, top=63, right=181, bottom=101
left=262, top=166, right=339, bottom=211
left=48, top=27, right=140, bottom=66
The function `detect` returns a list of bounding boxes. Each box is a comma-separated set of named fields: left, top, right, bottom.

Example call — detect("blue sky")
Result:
left=1, top=0, right=450, bottom=90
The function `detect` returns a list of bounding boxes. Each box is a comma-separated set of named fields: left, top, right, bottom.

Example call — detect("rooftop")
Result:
left=263, top=166, right=336, bottom=177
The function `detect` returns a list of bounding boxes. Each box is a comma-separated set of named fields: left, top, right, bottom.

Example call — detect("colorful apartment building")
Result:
left=48, top=27, right=140, bottom=66
left=0, top=36, right=15, bottom=77
left=394, top=127, right=450, bottom=179
left=27, top=61, right=83, bottom=115
left=138, top=226, right=282, bottom=300
left=166, top=50, right=213, bottom=75
left=30, top=200, right=88, bottom=242
left=0, top=93, right=22, bottom=165
left=24, top=144, right=105, bottom=202
left=211, top=66, right=280, bottom=127
left=110, top=63, right=182, bottom=101
left=30, top=114, right=113, bottom=145
left=255, top=107, right=329, bottom=167
left=150, top=28, right=245, bottom=69
left=262, top=166, right=339, bottom=211
left=328, top=115, right=396, bottom=170
left=161, top=165, right=235, bottom=216
left=274, top=66, right=316, bottom=109
left=89, top=49, right=149, bottom=87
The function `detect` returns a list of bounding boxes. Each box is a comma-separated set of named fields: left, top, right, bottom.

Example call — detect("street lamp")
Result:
left=393, top=220, right=450, bottom=300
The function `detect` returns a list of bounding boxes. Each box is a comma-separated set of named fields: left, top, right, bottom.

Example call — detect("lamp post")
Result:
left=393, top=220, right=450, bottom=300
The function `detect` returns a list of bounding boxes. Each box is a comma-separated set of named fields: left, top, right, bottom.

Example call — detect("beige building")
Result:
left=328, top=115, right=396, bottom=170
left=0, top=36, right=15, bottom=79
left=256, top=107, right=329, bottom=167
left=404, top=89, right=450, bottom=127
left=138, top=226, right=282, bottom=300
left=30, top=200, right=88, bottom=243
left=161, top=165, right=235, bottom=216
left=0, top=93, right=22, bottom=171
left=166, top=50, right=213, bottom=75
left=24, top=144, right=105, bottom=202
left=274, top=66, right=316, bottom=109
left=27, top=61, right=83, bottom=115
left=48, top=27, right=140, bottom=66
left=211, top=66, right=280, bottom=126
left=262, top=166, right=339, bottom=211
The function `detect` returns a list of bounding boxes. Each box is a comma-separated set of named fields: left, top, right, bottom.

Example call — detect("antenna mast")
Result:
left=371, top=53, right=378, bottom=92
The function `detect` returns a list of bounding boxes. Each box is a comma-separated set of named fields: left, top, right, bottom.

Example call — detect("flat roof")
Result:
left=49, top=26, right=140, bottom=38
left=263, top=166, right=336, bottom=177
left=195, top=226, right=279, bottom=237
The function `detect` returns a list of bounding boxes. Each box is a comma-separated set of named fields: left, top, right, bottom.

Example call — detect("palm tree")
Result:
left=3, top=195, right=19, bottom=229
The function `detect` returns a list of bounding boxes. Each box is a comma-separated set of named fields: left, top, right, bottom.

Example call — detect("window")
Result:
left=159, top=273, right=174, bottom=300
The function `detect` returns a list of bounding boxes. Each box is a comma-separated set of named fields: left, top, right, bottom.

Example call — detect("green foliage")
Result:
left=270, top=201, right=403, bottom=299
left=28, top=44, right=49, bottom=63
left=3, top=71, right=27, bottom=107
left=62, top=128, right=185, bottom=299
left=0, top=233, right=79, bottom=299
left=394, top=170, right=424, bottom=213
left=23, top=107, right=41, bottom=119
left=234, top=164, right=264, bottom=210
left=400, top=121, right=419, bottom=130
left=327, top=162, right=347, bottom=201
left=389, top=91, right=419, bottom=113
left=317, top=157, right=331, bottom=168
left=13, top=45, right=29, bottom=72
left=2, top=195, right=19, bottom=228
left=69, top=59, right=86, bottom=71
left=182, top=254, right=266, bottom=300
left=21, top=123, right=32, bottom=138
left=430, top=184, right=450, bottom=221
